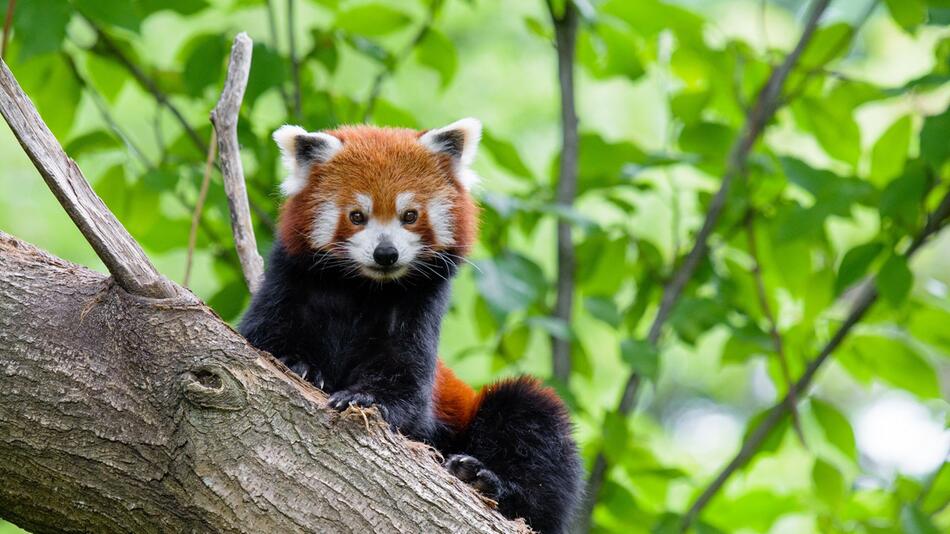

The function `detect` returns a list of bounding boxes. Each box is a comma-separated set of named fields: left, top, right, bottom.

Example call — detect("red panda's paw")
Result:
left=287, top=361, right=324, bottom=390
left=445, top=454, right=503, bottom=500
left=327, top=390, right=387, bottom=417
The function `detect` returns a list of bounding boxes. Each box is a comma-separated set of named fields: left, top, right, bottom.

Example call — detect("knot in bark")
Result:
left=181, top=364, right=247, bottom=411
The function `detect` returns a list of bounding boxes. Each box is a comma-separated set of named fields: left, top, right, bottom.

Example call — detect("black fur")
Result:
left=240, top=239, right=582, bottom=532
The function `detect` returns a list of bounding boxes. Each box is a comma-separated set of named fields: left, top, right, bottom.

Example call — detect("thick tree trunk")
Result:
left=0, top=232, right=522, bottom=533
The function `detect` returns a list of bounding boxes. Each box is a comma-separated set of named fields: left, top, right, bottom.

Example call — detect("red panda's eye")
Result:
left=349, top=211, right=366, bottom=225
left=402, top=210, right=418, bottom=224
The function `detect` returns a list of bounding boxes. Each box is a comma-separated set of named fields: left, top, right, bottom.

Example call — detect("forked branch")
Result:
left=211, top=32, right=265, bottom=294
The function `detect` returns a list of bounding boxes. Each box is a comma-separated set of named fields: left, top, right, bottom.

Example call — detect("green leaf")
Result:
left=74, top=0, right=143, bottom=33
left=870, top=115, right=913, bottom=185
left=13, top=0, right=73, bottom=61
left=669, top=297, right=727, bottom=345
left=14, top=54, right=81, bottom=138
left=584, top=296, right=622, bottom=327
left=602, top=411, right=631, bottom=463
left=841, top=334, right=940, bottom=399
left=473, top=252, right=546, bottom=319
left=794, top=97, right=861, bottom=166
left=620, top=339, right=659, bottom=381
left=722, top=324, right=772, bottom=364
left=415, top=28, right=457, bottom=89
left=877, top=254, right=914, bottom=306
left=179, top=33, right=228, bottom=97
left=499, top=323, right=530, bottom=362
left=921, top=107, right=950, bottom=169
left=810, top=399, right=857, bottom=461
left=481, top=130, right=533, bottom=180
left=799, top=23, right=854, bottom=69
left=65, top=131, right=121, bottom=157
left=743, top=408, right=788, bottom=454
left=336, top=4, right=412, bottom=37
left=577, top=20, right=645, bottom=82
left=812, top=459, right=846, bottom=506
left=86, top=54, right=128, bottom=103
left=835, top=242, right=883, bottom=295
left=880, top=165, right=927, bottom=228
left=900, top=504, right=939, bottom=534
left=246, top=43, right=286, bottom=106
left=885, top=0, right=928, bottom=33
left=208, top=278, right=250, bottom=322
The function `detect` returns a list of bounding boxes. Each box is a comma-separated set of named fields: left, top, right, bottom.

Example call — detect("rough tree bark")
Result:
left=0, top=36, right=523, bottom=534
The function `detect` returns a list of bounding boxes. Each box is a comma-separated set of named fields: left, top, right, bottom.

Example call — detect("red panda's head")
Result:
left=273, top=119, right=481, bottom=281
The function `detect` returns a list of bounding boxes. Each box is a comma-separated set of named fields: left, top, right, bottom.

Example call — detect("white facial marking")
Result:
left=347, top=217, right=422, bottom=280
left=427, top=195, right=456, bottom=247
left=310, top=201, right=339, bottom=248
left=396, top=192, right=415, bottom=213
left=355, top=193, right=373, bottom=214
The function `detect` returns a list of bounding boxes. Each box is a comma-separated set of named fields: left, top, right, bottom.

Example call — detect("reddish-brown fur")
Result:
left=278, top=126, right=479, bottom=256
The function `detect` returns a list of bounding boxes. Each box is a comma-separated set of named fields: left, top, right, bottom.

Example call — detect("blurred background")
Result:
left=0, top=0, right=948, bottom=532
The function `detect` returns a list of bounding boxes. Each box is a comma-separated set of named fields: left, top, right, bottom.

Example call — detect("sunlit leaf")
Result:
left=885, top=0, right=928, bottom=33
left=416, top=28, right=457, bottom=89
left=481, top=130, right=533, bottom=180
left=810, top=399, right=857, bottom=462
left=335, top=4, right=412, bottom=37
left=620, top=339, right=659, bottom=380
left=13, top=0, right=73, bottom=61
left=876, top=253, right=913, bottom=306
left=870, top=115, right=913, bottom=186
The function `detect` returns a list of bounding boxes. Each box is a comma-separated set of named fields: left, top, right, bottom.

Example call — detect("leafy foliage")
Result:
left=0, top=1, right=947, bottom=533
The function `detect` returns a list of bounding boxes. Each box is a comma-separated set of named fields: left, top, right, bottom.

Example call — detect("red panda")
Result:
left=240, top=119, right=581, bottom=533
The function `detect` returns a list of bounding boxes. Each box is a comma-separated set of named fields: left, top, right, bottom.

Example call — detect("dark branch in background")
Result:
left=744, top=213, right=805, bottom=446
left=287, top=0, right=302, bottom=120
left=1, top=0, right=15, bottom=59
left=680, top=188, right=950, bottom=532
left=362, top=0, right=444, bottom=123
left=212, top=33, right=265, bottom=294
left=546, top=0, right=580, bottom=385
left=0, top=56, right=183, bottom=299
left=265, top=0, right=293, bottom=114
left=184, top=130, right=216, bottom=287
left=574, top=1, right=832, bottom=530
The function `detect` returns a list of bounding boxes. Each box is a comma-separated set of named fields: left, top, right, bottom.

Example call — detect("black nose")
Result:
left=373, top=245, right=399, bottom=267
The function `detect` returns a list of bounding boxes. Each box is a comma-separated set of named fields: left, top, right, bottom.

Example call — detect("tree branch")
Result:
left=744, top=212, right=805, bottom=446
left=679, top=188, right=950, bottom=531
left=0, top=233, right=522, bottom=533
left=547, top=0, right=579, bottom=386
left=211, top=33, right=265, bottom=295
left=0, top=56, right=181, bottom=299
left=575, top=1, right=832, bottom=529
left=0, top=36, right=523, bottom=530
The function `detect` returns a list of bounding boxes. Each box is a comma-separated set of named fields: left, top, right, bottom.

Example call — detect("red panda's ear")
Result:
left=419, top=118, right=481, bottom=190
left=273, top=125, right=343, bottom=196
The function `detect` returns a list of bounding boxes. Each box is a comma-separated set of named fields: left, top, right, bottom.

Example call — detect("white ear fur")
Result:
left=419, top=117, right=482, bottom=190
left=273, top=125, right=343, bottom=196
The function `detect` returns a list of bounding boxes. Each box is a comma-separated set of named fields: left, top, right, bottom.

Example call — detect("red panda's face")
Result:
left=274, top=119, right=481, bottom=281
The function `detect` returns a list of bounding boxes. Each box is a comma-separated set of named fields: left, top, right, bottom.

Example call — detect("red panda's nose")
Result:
left=373, top=245, right=399, bottom=267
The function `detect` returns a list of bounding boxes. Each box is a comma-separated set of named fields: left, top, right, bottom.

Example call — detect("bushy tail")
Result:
left=449, top=377, right=583, bottom=534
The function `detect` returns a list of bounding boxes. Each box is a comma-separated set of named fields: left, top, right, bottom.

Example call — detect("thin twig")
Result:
left=679, top=188, right=950, bottom=532
left=362, top=0, right=444, bottom=123
left=184, top=131, right=217, bottom=287
left=575, top=1, right=833, bottom=528
left=212, top=33, right=265, bottom=294
left=287, top=0, right=301, bottom=120
left=546, top=0, right=579, bottom=385
left=0, top=56, right=181, bottom=299
left=745, top=212, right=805, bottom=446
left=1, top=0, right=15, bottom=59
